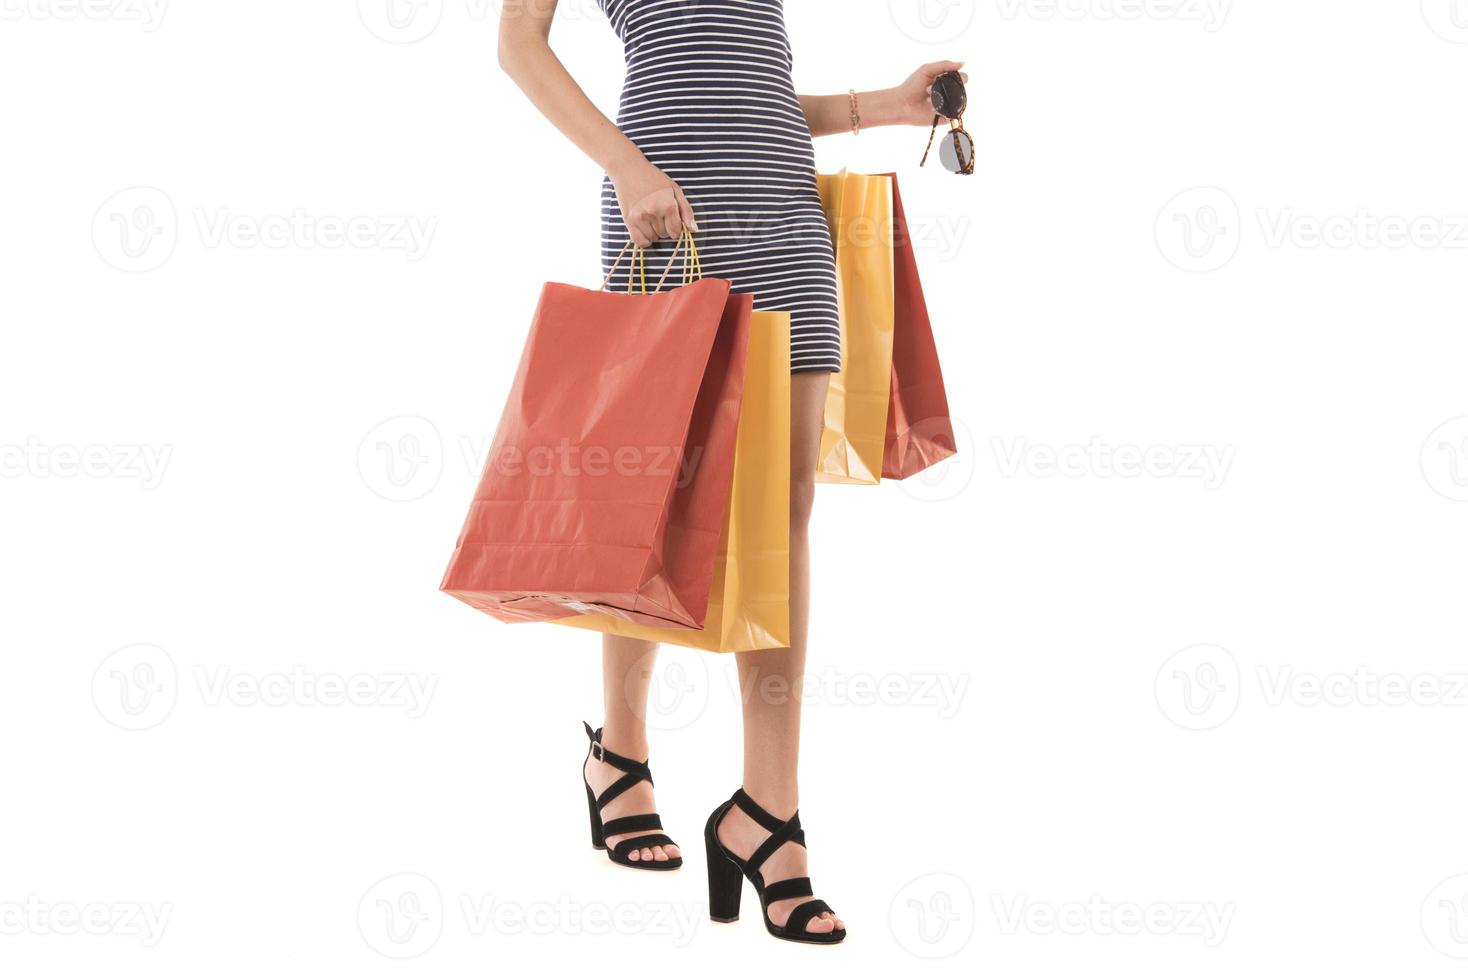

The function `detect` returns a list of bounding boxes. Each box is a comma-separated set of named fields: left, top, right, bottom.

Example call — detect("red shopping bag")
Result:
left=882, top=175, right=958, bottom=480
left=441, top=269, right=753, bottom=630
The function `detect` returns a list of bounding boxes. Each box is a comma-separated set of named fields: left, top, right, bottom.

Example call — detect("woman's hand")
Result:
left=610, top=156, right=698, bottom=247
left=890, top=60, right=968, bottom=125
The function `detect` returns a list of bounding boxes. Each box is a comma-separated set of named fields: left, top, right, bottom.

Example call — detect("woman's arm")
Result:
left=799, top=60, right=967, bottom=137
left=498, top=0, right=695, bottom=246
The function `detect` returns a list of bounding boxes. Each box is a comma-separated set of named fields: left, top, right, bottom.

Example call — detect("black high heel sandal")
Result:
left=581, top=722, right=682, bottom=871
left=704, top=789, right=847, bottom=945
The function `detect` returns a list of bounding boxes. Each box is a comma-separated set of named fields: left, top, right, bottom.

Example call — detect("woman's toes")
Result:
left=625, top=848, right=641, bottom=861
left=664, top=843, right=681, bottom=859
left=651, top=846, right=669, bottom=862
left=806, top=914, right=834, bottom=934
left=641, top=847, right=656, bottom=862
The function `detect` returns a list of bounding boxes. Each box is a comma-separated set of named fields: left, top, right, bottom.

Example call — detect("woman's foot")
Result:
left=716, top=799, right=843, bottom=935
left=583, top=732, right=681, bottom=865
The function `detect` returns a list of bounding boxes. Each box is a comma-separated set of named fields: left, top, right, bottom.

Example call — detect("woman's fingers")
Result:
left=923, top=59, right=965, bottom=77
left=626, top=216, right=655, bottom=248
left=673, top=185, right=699, bottom=234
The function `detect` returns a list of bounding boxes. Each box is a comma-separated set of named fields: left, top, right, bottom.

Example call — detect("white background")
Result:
left=3, top=0, right=1468, bottom=976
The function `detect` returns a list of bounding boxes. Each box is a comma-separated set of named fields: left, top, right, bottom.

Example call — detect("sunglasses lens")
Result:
left=939, top=130, right=974, bottom=174
left=929, top=71, right=967, bottom=118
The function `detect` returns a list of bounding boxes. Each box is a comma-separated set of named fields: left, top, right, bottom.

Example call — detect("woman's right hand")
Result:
left=610, top=157, right=698, bottom=247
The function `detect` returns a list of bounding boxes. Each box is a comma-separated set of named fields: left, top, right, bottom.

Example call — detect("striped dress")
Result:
left=597, top=0, right=842, bottom=374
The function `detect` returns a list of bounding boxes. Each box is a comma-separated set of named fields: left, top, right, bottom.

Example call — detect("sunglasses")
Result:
left=919, top=71, right=974, bottom=176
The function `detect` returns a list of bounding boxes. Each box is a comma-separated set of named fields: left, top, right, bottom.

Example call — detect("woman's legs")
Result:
left=583, top=635, right=680, bottom=863
left=717, top=370, right=844, bottom=935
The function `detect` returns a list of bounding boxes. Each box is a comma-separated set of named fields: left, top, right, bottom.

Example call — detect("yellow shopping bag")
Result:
left=554, top=312, right=792, bottom=652
left=816, top=171, right=896, bottom=485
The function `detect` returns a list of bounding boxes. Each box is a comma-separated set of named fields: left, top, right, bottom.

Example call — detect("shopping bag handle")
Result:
left=600, top=231, right=703, bottom=294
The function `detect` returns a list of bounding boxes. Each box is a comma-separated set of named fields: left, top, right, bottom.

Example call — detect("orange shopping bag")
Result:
left=555, top=312, right=791, bottom=652
left=441, top=237, right=752, bottom=630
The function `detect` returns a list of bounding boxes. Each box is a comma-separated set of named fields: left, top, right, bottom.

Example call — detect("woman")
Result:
left=497, top=0, right=963, bottom=945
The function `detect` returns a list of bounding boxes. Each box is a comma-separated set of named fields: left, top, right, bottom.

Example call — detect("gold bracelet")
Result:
left=848, top=89, right=861, bottom=135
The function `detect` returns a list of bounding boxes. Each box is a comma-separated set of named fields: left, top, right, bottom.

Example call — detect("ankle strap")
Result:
left=731, top=788, right=806, bottom=873
left=584, top=721, right=654, bottom=789
left=732, top=788, right=795, bottom=834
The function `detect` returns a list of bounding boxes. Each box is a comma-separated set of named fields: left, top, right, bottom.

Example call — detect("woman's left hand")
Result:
left=890, top=60, right=968, bottom=125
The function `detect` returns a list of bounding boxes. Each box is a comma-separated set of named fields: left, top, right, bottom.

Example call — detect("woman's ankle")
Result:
left=738, top=780, right=798, bottom=817
left=596, top=722, right=648, bottom=760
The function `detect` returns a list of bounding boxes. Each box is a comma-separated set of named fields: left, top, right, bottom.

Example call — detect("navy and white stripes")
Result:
left=598, top=0, right=842, bottom=374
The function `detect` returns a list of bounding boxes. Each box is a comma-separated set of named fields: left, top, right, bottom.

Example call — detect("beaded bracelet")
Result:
left=848, top=89, right=861, bottom=135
